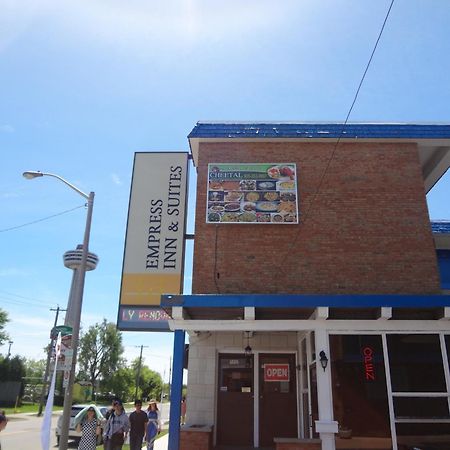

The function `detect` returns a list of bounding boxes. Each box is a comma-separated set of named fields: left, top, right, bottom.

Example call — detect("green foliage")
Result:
left=0, top=355, right=26, bottom=382
left=77, top=319, right=124, bottom=389
left=140, top=366, right=163, bottom=401
left=23, top=358, right=46, bottom=378
left=130, top=357, right=163, bottom=401
left=0, top=308, right=10, bottom=346
left=102, top=366, right=135, bottom=401
left=21, top=358, right=46, bottom=403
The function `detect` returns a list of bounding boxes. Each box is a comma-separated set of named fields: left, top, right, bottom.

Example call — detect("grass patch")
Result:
left=157, top=429, right=169, bottom=439
left=0, top=403, right=63, bottom=415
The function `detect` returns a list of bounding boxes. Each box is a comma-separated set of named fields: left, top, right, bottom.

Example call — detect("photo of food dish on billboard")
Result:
left=206, top=163, right=299, bottom=224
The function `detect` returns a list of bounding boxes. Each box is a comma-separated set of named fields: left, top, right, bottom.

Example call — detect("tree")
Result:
left=24, top=358, right=46, bottom=379
left=130, top=358, right=163, bottom=401
left=0, top=355, right=26, bottom=382
left=22, top=358, right=46, bottom=403
left=77, top=319, right=124, bottom=392
left=0, top=308, right=10, bottom=346
left=102, top=365, right=135, bottom=401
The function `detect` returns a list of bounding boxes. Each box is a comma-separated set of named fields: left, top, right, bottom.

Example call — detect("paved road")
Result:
left=0, top=403, right=170, bottom=450
left=1, top=412, right=61, bottom=450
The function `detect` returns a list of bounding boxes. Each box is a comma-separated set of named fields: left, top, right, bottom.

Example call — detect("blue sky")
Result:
left=1, top=0, right=449, bottom=378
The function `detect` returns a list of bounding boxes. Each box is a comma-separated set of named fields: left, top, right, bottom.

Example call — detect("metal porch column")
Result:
left=168, top=330, right=185, bottom=450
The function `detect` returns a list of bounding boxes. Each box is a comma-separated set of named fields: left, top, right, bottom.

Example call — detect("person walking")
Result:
left=145, top=399, right=161, bottom=450
left=129, top=399, right=148, bottom=450
left=103, top=399, right=130, bottom=450
left=76, top=406, right=101, bottom=450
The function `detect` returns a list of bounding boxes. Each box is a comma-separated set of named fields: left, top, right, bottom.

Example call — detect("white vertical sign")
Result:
left=119, top=152, right=189, bottom=307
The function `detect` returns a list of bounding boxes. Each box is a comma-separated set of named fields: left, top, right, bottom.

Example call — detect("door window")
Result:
left=216, top=354, right=254, bottom=446
left=330, top=335, right=391, bottom=439
left=259, top=353, right=298, bottom=446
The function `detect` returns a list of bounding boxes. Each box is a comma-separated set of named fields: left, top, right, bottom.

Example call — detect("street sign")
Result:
left=50, top=325, right=73, bottom=339
left=63, top=370, right=70, bottom=388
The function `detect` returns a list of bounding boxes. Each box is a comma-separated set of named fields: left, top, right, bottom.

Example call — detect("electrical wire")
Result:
left=213, top=225, right=221, bottom=294
left=0, top=290, right=57, bottom=310
left=275, top=0, right=395, bottom=290
left=0, top=289, right=53, bottom=305
left=0, top=204, right=86, bottom=233
left=301, top=0, right=395, bottom=224
left=0, top=296, right=54, bottom=310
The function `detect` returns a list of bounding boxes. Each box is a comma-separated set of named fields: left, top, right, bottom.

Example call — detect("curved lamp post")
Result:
left=23, top=171, right=95, bottom=450
left=6, top=340, right=13, bottom=358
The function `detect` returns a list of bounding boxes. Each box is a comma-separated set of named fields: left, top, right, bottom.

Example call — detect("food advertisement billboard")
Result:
left=207, top=163, right=298, bottom=224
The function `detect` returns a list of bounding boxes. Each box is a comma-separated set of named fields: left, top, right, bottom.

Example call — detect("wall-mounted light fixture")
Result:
left=244, top=331, right=252, bottom=356
left=244, top=331, right=252, bottom=368
left=319, top=350, right=328, bottom=371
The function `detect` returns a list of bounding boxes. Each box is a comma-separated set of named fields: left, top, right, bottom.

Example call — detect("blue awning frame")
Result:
left=161, top=293, right=450, bottom=308
left=163, top=292, right=450, bottom=450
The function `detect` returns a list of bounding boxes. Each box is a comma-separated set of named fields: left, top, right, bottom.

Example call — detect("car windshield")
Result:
left=70, top=407, right=84, bottom=417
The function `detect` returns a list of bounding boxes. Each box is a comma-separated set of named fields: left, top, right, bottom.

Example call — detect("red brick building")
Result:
left=162, top=122, right=450, bottom=450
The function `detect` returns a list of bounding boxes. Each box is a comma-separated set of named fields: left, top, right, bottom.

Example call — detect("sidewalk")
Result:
left=144, top=433, right=168, bottom=450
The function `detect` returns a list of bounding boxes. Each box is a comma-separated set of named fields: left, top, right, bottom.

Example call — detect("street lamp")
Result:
left=23, top=170, right=95, bottom=450
left=6, top=341, right=13, bottom=358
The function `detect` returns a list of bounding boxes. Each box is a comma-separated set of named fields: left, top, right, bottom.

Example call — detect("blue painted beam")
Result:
left=437, top=250, right=450, bottom=290
left=168, top=330, right=185, bottom=450
left=161, top=294, right=450, bottom=309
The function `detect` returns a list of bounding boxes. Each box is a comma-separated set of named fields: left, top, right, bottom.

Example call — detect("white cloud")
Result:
left=68, top=0, right=289, bottom=45
left=13, top=316, right=51, bottom=328
left=0, top=268, right=27, bottom=277
left=0, top=124, right=14, bottom=133
left=110, top=173, right=123, bottom=186
left=1, top=0, right=296, bottom=54
left=0, top=0, right=49, bottom=53
left=0, top=192, right=20, bottom=199
left=2, top=310, right=53, bottom=360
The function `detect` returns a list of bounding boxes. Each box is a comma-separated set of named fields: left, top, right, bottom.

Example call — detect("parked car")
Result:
left=55, top=404, right=108, bottom=445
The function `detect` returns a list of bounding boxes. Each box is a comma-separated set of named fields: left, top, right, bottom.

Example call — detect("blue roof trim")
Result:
left=432, top=221, right=450, bottom=234
left=162, top=294, right=450, bottom=308
left=188, top=123, right=450, bottom=140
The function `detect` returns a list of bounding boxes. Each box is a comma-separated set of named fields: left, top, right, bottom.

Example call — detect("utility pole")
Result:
left=38, top=306, right=66, bottom=416
left=134, top=345, right=149, bottom=400
left=160, top=368, right=166, bottom=403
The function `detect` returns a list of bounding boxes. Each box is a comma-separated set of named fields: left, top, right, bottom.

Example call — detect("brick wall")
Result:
left=192, top=141, right=440, bottom=295
left=180, top=428, right=212, bottom=450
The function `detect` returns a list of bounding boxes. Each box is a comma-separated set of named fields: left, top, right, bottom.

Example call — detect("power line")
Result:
left=274, top=0, right=395, bottom=290
left=0, top=289, right=55, bottom=308
left=0, top=296, right=54, bottom=309
left=0, top=204, right=86, bottom=233
left=301, top=0, right=395, bottom=224
left=0, top=289, right=52, bottom=304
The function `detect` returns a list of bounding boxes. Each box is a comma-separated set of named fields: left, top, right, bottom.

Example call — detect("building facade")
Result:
left=163, top=123, right=450, bottom=450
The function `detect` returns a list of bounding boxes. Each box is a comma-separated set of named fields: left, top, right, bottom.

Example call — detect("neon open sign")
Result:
left=362, top=346, right=376, bottom=381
